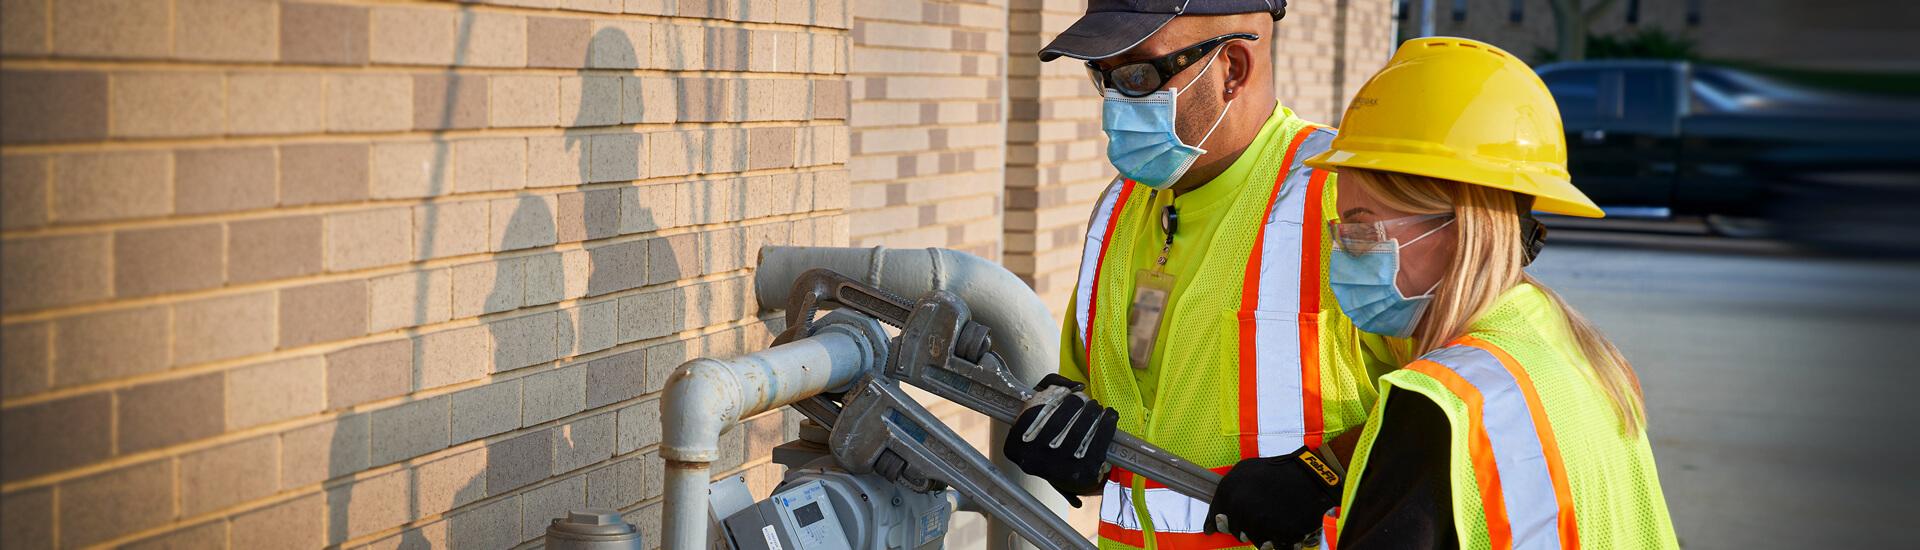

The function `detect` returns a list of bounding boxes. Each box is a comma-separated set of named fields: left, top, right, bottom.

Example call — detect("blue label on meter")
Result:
left=916, top=501, right=949, bottom=546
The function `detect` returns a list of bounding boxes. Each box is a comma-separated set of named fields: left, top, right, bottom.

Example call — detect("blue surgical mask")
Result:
left=1101, top=49, right=1235, bottom=190
left=1329, top=219, right=1454, bottom=338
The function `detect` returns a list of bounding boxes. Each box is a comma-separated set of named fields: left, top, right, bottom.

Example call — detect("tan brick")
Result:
left=706, top=127, right=745, bottom=174
left=615, top=398, right=660, bottom=454
left=562, top=75, right=623, bottom=128
left=417, top=325, right=490, bottom=389
left=626, top=0, right=671, bottom=15
left=229, top=215, right=323, bottom=284
left=490, top=312, right=557, bottom=372
left=281, top=143, right=370, bottom=206
left=176, top=0, right=276, bottom=61
left=369, top=141, right=439, bottom=199
left=748, top=127, right=797, bottom=170
left=52, top=0, right=168, bottom=60
left=1, top=71, right=107, bottom=144
left=114, top=223, right=224, bottom=297
left=280, top=280, right=368, bottom=348
left=456, top=138, right=527, bottom=193
left=812, top=79, right=849, bottom=119
left=327, top=207, right=411, bottom=272
left=561, top=249, right=592, bottom=300
left=523, top=365, right=585, bottom=426
left=648, top=233, right=700, bottom=285
left=1, top=0, right=47, bottom=55
left=462, top=12, right=528, bottom=67
left=564, top=0, right=623, bottom=13
left=326, top=339, right=409, bottom=409
left=491, top=75, right=560, bottom=127
left=620, top=182, right=676, bottom=234
left=647, top=130, right=693, bottom=178
left=1, top=155, right=47, bottom=230
left=180, top=435, right=278, bottom=516
left=176, top=146, right=276, bottom=215
left=417, top=448, right=488, bottom=517
left=128, top=520, right=230, bottom=550
left=414, top=74, right=490, bottom=131
left=174, top=291, right=275, bottom=367
left=618, top=289, right=680, bottom=343
left=622, top=76, right=677, bottom=124
left=282, top=2, right=369, bottom=65
left=119, top=372, right=225, bottom=454
left=281, top=414, right=368, bottom=487
left=1, top=487, right=51, bottom=549
left=590, top=133, right=645, bottom=183
left=328, top=74, right=412, bottom=133
left=583, top=350, right=643, bottom=409
left=326, top=469, right=412, bottom=543
left=561, top=300, right=618, bottom=357
left=525, top=252, right=565, bottom=306
left=413, top=201, right=489, bottom=261
left=528, top=136, right=590, bottom=188
left=557, top=189, right=621, bottom=243
left=675, top=78, right=733, bottom=123
left=590, top=21, right=650, bottom=69
left=49, top=307, right=165, bottom=390
left=110, top=72, right=224, bottom=139
left=491, top=195, right=559, bottom=251
left=229, top=356, right=324, bottom=429
left=228, top=73, right=326, bottom=135
left=1, top=233, right=111, bottom=314
left=370, top=396, right=448, bottom=465
left=1, top=392, right=111, bottom=482
left=1, top=322, right=49, bottom=400
left=51, top=150, right=169, bottom=223
left=451, top=493, right=523, bottom=550
left=554, top=412, right=614, bottom=474
left=451, top=380, right=520, bottom=442
left=519, top=475, right=586, bottom=540
left=585, top=240, right=646, bottom=297
left=370, top=268, right=453, bottom=332
left=652, top=22, right=705, bottom=71
left=232, top=493, right=325, bottom=550
left=529, top=17, right=591, bottom=68
left=57, top=459, right=172, bottom=548
left=452, top=259, right=524, bottom=318
left=372, top=5, right=456, bottom=65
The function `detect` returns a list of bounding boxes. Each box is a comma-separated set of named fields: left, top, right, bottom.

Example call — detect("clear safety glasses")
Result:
left=1327, top=213, right=1455, bottom=257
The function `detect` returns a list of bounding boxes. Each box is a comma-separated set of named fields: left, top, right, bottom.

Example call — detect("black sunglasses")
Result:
left=1086, top=33, right=1259, bottom=98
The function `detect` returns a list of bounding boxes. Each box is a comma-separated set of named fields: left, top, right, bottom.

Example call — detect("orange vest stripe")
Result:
left=1297, top=169, right=1330, bottom=450
left=1457, top=337, right=1581, bottom=549
left=1237, top=126, right=1327, bottom=457
left=1405, top=359, right=1516, bottom=550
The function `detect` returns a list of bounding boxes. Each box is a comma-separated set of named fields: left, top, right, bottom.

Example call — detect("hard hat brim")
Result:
left=1304, top=148, right=1606, bottom=218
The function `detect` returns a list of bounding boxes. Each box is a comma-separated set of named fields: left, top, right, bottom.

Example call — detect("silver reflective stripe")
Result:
left=1074, top=180, right=1128, bottom=353
left=1099, top=480, right=1141, bottom=531
left=1420, top=345, right=1566, bottom=550
left=1247, top=128, right=1336, bottom=457
left=1097, top=482, right=1211, bottom=535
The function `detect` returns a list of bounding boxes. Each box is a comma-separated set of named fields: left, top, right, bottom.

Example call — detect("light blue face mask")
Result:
left=1101, top=48, right=1235, bottom=190
left=1329, top=218, right=1455, bottom=338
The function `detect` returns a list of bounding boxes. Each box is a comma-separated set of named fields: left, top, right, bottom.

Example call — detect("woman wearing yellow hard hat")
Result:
left=1206, top=38, right=1682, bottom=550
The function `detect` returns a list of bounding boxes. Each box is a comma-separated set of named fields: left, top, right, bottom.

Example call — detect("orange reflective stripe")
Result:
left=1298, top=168, right=1330, bottom=450
left=1155, top=531, right=1248, bottom=550
left=1405, top=359, right=1514, bottom=550
left=1084, top=182, right=1138, bottom=377
left=1237, top=125, right=1326, bottom=458
left=1321, top=508, right=1341, bottom=550
left=1456, top=337, right=1581, bottom=549
left=1101, top=521, right=1148, bottom=548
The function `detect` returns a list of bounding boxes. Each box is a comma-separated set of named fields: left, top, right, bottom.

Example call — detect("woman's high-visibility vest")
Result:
left=1071, top=116, right=1380, bottom=550
left=1328, top=284, right=1680, bottom=550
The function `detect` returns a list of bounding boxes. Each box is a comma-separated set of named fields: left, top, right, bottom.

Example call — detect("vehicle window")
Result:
left=1621, top=69, right=1677, bottom=124
left=1542, top=70, right=1612, bottom=121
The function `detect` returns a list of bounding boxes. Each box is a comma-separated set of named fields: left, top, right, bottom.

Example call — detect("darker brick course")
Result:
left=118, top=373, right=225, bottom=455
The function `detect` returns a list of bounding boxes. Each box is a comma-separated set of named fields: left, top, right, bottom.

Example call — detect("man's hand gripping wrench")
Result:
left=773, top=269, right=1224, bottom=505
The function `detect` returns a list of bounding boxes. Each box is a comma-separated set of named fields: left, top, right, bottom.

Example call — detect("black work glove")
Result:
left=1003, top=373, right=1119, bottom=508
left=1204, top=446, right=1344, bottom=550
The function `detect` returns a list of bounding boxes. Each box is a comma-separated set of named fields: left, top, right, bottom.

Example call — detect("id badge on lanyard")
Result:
left=1126, top=200, right=1178, bottom=371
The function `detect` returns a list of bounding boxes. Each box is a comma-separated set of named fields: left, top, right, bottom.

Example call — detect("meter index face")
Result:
left=775, top=481, right=851, bottom=550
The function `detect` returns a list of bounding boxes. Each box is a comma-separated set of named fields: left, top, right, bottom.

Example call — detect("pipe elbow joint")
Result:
left=660, top=358, right=741, bottom=463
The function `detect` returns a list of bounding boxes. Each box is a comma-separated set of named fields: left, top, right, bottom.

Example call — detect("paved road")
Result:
left=1526, top=235, right=1920, bottom=549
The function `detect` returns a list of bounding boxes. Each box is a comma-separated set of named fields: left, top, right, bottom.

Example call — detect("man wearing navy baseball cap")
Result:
left=1004, top=2, right=1390, bottom=550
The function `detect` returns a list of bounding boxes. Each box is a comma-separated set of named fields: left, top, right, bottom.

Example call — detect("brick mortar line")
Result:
left=309, top=0, right=853, bottom=31
left=0, top=162, right=850, bottom=239
left=0, top=204, right=841, bottom=324
left=0, top=56, right=853, bottom=78
left=0, top=118, right=852, bottom=155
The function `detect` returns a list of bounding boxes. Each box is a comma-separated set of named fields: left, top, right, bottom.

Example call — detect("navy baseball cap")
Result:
left=1038, top=0, right=1286, bottom=62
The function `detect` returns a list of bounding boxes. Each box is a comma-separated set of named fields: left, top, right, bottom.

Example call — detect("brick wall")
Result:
left=846, top=0, right=1007, bottom=261
left=0, top=1, right=849, bottom=548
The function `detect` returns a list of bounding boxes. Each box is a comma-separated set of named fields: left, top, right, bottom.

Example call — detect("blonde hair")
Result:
left=1347, top=168, right=1648, bottom=437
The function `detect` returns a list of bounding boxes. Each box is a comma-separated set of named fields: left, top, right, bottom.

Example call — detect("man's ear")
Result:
left=1221, top=40, right=1257, bottom=100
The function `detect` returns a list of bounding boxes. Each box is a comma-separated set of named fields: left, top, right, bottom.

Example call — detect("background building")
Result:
left=0, top=0, right=1391, bottom=548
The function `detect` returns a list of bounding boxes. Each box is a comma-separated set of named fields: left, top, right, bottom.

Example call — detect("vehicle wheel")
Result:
left=1705, top=214, right=1774, bottom=238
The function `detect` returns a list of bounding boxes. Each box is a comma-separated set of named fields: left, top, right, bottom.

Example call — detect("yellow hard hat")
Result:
left=1304, top=37, right=1604, bottom=218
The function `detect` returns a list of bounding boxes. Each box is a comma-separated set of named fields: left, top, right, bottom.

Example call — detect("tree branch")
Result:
left=1585, top=0, right=1622, bottom=21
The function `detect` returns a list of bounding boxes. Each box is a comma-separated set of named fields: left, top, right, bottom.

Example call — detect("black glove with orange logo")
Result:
left=1205, top=446, right=1345, bottom=550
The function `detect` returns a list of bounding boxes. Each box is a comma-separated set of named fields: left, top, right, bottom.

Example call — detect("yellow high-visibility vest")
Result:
left=1066, top=110, right=1380, bottom=550
left=1328, top=284, right=1680, bottom=550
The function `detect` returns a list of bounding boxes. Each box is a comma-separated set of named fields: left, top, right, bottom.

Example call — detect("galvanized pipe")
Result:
left=754, top=246, right=1066, bottom=550
left=660, top=319, right=883, bottom=550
